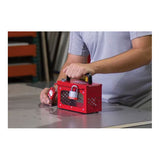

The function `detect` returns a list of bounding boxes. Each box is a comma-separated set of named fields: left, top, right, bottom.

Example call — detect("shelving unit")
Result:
left=8, top=32, right=41, bottom=82
left=8, top=44, right=36, bottom=57
left=8, top=63, right=36, bottom=77
left=8, top=32, right=37, bottom=38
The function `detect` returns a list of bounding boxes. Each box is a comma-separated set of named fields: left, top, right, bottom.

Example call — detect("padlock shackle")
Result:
left=66, top=73, right=92, bottom=85
left=71, top=85, right=78, bottom=93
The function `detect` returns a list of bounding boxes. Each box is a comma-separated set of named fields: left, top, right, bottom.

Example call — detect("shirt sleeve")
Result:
left=130, top=31, right=152, bottom=40
left=68, top=32, right=90, bottom=56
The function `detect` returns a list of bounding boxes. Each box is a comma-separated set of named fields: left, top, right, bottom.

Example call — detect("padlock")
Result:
left=68, top=85, right=78, bottom=100
left=48, top=87, right=57, bottom=101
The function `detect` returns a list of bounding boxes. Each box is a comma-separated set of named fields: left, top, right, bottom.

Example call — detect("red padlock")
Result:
left=48, top=87, right=57, bottom=101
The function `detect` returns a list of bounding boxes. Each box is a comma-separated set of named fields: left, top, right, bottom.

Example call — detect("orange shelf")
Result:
left=8, top=44, right=36, bottom=57
left=8, top=32, right=36, bottom=38
left=8, top=64, right=36, bottom=77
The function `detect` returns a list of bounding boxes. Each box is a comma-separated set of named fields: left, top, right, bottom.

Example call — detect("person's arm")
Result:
left=63, top=35, right=152, bottom=78
left=40, top=54, right=87, bottom=104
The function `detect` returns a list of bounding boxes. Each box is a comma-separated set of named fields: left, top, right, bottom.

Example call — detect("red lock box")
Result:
left=57, top=74, right=102, bottom=113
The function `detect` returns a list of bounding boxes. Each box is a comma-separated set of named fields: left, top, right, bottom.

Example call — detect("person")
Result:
left=40, top=31, right=152, bottom=109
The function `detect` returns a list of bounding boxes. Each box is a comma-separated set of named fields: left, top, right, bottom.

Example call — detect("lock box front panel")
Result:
left=57, top=85, right=87, bottom=113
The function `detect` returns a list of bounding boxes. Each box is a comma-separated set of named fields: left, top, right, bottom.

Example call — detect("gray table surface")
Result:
left=8, top=83, right=151, bottom=128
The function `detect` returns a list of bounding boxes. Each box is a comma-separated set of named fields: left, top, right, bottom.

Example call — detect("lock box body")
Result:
left=57, top=79, right=102, bottom=113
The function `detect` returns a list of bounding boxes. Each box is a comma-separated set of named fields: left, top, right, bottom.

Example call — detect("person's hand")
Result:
left=40, top=88, right=52, bottom=105
left=63, top=63, right=95, bottom=79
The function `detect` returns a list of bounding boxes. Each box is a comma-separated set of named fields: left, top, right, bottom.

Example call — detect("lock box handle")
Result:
left=67, top=73, right=92, bottom=85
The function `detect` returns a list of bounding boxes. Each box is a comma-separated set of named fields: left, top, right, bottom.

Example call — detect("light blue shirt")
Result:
left=68, top=32, right=152, bottom=106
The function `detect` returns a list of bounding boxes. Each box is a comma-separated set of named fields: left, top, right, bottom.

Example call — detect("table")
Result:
left=8, top=83, right=151, bottom=128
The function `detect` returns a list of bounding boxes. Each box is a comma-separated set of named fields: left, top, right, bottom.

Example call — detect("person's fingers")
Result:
left=43, top=88, right=50, bottom=94
left=41, top=88, right=58, bottom=105
left=40, top=88, right=48, bottom=97
left=43, top=96, right=50, bottom=104
left=41, top=95, right=48, bottom=104
left=63, top=63, right=87, bottom=79
left=40, top=88, right=50, bottom=104
left=63, top=66, right=68, bottom=73
left=66, top=65, right=75, bottom=78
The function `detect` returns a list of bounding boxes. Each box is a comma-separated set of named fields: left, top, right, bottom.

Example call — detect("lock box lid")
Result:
left=57, top=79, right=101, bottom=90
